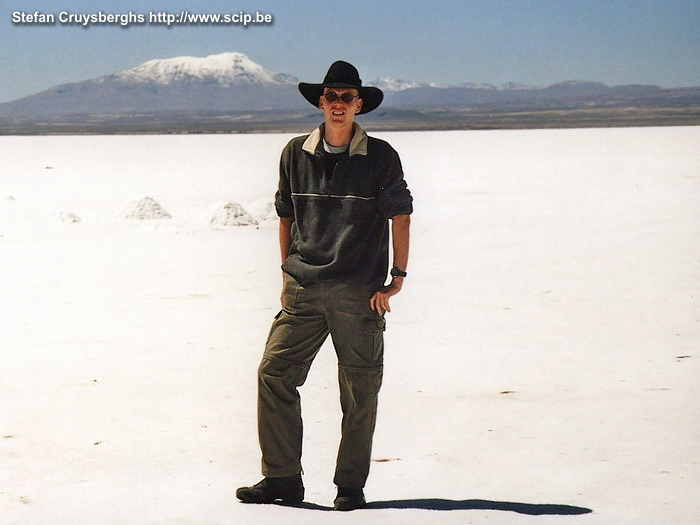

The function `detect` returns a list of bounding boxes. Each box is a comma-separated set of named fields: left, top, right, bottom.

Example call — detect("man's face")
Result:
left=319, top=87, right=363, bottom=130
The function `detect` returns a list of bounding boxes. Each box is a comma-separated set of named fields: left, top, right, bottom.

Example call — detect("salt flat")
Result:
left=1, top=126, right=699, bottom=524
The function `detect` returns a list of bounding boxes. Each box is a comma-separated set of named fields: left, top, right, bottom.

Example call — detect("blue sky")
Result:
left=1, top=0, right=699, bottom=103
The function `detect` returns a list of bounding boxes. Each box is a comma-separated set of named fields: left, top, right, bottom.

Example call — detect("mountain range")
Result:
left=1, top=52, right=699, bottom=132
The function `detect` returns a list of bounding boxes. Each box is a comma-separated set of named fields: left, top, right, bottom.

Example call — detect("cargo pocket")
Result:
left=365, top=316, right=386, bottom=332
left=264, top=310, right=285, bottom=346
left=282, top=276, right=300, bottom=314
left=363, top=316, right=386, bottom=363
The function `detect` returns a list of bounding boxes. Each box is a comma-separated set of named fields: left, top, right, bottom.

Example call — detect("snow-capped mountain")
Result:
left=371, top=77, right=444, bottom=92
left=0, top=52, right=306, bottom=116
left=110, top=52, right=297, bottom=86
left=458, top=82, right=497, bottom=90
left=497, top=82, right=539, bottom=91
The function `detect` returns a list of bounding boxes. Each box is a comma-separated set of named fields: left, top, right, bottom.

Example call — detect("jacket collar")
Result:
left=302, top=122, right=368, bottom=157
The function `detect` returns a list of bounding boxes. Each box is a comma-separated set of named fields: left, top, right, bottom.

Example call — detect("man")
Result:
left=236, top=61, right=412, bottom=511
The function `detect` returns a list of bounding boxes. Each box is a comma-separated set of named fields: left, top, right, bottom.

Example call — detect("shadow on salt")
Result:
left=275, top=498, right=593, bottom=515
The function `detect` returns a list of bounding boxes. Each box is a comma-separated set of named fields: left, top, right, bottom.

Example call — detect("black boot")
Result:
left=333, top=486, right=366, bottom=511
left=236, top=474, right=304, bottom=504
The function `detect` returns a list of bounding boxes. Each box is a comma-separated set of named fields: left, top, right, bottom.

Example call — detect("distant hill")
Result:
left=1, top=52, right=699, bottom=133
left=382, top=80, right=700, bottom=110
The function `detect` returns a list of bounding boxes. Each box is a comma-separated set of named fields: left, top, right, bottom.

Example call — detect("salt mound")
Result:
left=5, top=195, right=16, bottom=202
left=247, top=199, right=277, bottom=222
left=58, top=212, right=81, bottom=223
left=209, top=202, right=258, bottom=227
left=122, top=197, right=172, bottom=220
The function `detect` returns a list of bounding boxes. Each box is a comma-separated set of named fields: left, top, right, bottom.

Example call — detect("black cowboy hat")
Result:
left=298, top=60, right=383, bottom=115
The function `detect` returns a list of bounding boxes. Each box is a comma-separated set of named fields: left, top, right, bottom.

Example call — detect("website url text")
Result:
left=11, top=11, right=274, bottom=28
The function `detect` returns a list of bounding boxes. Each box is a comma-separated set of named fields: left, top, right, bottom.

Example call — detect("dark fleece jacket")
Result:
left=275, top=123, right=413, bottom=286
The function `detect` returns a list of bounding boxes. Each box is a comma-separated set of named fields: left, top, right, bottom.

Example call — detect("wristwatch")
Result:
left=390, top=266, right=407, bottom=278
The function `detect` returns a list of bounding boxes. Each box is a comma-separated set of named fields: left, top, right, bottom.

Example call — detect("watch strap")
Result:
left=390, top=267, right=407, bottom=278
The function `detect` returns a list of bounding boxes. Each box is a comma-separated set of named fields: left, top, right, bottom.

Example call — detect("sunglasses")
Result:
left=323, top=91, right=359, bottom=103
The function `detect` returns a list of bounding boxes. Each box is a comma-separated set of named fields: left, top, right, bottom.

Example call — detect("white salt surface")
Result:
left=1, top=127, right=698, bottom=524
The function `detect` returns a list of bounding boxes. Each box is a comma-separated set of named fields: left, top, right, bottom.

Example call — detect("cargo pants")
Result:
left=257, top=273, right=385, bottom=489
